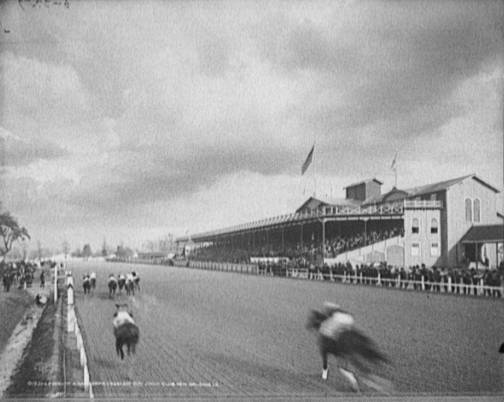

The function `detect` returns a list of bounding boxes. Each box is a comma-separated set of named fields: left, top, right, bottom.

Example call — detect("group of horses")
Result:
left=79, top=272, right=141, bottom=361
left=107, top=272, right=141, bottom=298
left=82, top=272, right=97, bottom=294
left=81, top=271, right=141, bottom=298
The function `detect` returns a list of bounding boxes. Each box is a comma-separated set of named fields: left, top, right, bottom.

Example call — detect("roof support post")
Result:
left=475, top=242, right=478, bottom=270
left=281, top=227, right=285, bottom=254
left=321, top=219, right=326, bottom=261
left=496, top=242, right=499, bottom=268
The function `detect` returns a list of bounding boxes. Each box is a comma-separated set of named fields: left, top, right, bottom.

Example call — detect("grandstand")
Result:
left=176, top=174, right=503, bottom=270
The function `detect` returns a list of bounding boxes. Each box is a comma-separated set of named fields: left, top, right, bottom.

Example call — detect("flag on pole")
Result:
left=391, top=152, right=398, bottom=170
left=301, top=144, right=315, bottom=175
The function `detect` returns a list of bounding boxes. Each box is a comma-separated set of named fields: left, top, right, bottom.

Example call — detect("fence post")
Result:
left=448, top=276, right=452, bottom=293
left=377, top=272, right=381, bottom=286
left=479, top=278, right=484, bottom=296
left=421, top=276, right=425, bottom=291
left=54, top=263, right=58, bottom=303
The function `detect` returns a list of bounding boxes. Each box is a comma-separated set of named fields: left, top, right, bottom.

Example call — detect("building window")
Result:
left=431, top=242, right=440, bottom=256
left=430, top=193, right=437, bottom=201
left=411, top=243, right=420, bottom=256
left=473, top=199, right=481, bottom=223
left=431, top=218, right=438, bottom=234
left=465, top=198, right=472, bottom=222
left=412, top=218, right=419, bottom=234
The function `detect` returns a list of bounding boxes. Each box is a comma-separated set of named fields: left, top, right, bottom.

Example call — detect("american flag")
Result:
left=301, top=144, right=315, bottom=175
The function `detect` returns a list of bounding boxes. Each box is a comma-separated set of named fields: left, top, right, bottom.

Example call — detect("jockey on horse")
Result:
left=108, top=273, right=118, bottom=297
left=319, top=303, right=357, bottom=384
left=307, top=302, right=392, bottom=393
left=90, top=271, right=97, bottom=290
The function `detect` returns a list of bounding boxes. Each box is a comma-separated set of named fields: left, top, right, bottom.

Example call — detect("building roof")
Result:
left=460, top=224, right=504, bottom=243
left=363, top=174, right=500, bottom=206
left=343, top=178, right=383, bottom=189
left=296, top=196, right=361, bottom=213
left=406, top=174, right=499, bottom=197
left=362, top=187, right=409, bottom=206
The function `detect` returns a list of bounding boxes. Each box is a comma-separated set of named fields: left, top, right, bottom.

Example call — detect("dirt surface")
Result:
left=0, top=289, right=33, bottom=355
left=4, top=299, right=61, bottom=398
left=69, top=261, right=504, bottom=399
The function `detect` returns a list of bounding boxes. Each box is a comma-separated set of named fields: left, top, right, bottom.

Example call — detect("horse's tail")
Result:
left=342, top=329, right=390, bottom=365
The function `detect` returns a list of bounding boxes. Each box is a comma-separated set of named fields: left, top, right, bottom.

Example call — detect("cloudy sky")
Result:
left=0, top=0, right=502, bottom=252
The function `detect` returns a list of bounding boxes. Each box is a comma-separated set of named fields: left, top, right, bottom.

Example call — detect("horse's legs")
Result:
left=116, top=339, right=124, bottom=359
left=339, top=366, right=360, bottom=392
left=360, top=373, right=393, bottom=394
left=321, top=352, right=328, bottom=380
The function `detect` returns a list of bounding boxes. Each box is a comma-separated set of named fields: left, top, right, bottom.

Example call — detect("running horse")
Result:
left=132, top=271, right=140, bottom=292
left=113, top=303, right=140, bottom=359
left=90, top=272, right=97, bottom=292
left=306, top=304, right=393, bottom=393
left=125, top=273, right=135, bottom=296
left=82, top=274, right=91, bottom=295
left=108, top=274, right=118, bottom=298
left=117, top=274, right=126, bottom=293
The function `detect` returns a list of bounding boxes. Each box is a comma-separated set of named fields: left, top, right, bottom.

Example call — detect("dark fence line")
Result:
left=184, top=260, right=503, bottom=298
left=105, top=258, right=503, bottom=298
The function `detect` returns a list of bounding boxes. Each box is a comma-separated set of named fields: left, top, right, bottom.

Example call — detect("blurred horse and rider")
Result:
left=306, top=302, right=393, bottom=393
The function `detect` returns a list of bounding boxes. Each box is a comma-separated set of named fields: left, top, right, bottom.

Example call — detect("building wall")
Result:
left=445, top=177, right=500, bottom=266
left=403, top=208, right=442, bottom=268
left=346, top=183, right=366, bottom=201
left=346, top=181, right=382, bottom=201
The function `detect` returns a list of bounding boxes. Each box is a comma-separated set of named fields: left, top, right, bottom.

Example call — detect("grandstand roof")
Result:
left=461, top=224, right=504, bottom=243
left=343, top=178, right=383, bottom=189
left=296, top=196, right=360, bottom=213
left=405, top=174, right=500, bottom=196
left=363, top=174, right=500, bottom=205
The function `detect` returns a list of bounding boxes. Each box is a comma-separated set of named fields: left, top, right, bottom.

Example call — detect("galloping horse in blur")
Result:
left=82, top=274, right=91, bottom=295
left=306, top=305, right=393, bottom=393
left=117, top=274, right=126, bottom=293
left=132, top=271, right=140, bottom=292
left=90, top=272, right=97, bottom=292
left=113, top=303, right=139, bottom=359
left=108, top=274, right=118, bottom=298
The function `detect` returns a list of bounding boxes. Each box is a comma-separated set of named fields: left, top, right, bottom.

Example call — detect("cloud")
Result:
left=0, top=52, right=90, bottom=130
left=0, top=127, right=68, bottom=167
left=66, top=144, right=300, bottom=212
left=0, top=1, right=501, bottom=249
left=259, top=2, right=503, bottom=141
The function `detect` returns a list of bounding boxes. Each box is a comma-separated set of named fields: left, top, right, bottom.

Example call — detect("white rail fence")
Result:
left=183, top=260, right=503, bottom=297
left=285, top=269, right=503, bottom=297
left=66, top=274, right=93, bottom=398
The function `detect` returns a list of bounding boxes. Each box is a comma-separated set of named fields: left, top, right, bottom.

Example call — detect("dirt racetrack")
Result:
left=68, top=261, right=504, bottom=398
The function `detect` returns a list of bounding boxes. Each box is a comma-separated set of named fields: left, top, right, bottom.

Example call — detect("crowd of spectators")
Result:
left=1, top=259, right=55, bottom=292
left=190, top=226, right=403, bottom=264
left=323, top=228, right=403, bottom=258
left=298, top=261, right=503, bottom=298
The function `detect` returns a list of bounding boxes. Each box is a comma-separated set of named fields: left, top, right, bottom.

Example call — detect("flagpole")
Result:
left=313, top=138, right=316, bottom=197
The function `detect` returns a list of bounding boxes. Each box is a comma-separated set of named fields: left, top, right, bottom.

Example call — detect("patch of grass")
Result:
left=0, top=290, right=33, bottom=355
left=5, top=301, right=62, bottom=397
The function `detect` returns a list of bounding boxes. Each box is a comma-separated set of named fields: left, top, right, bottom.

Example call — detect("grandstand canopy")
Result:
left=461, top=224, right=504, bottom=244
